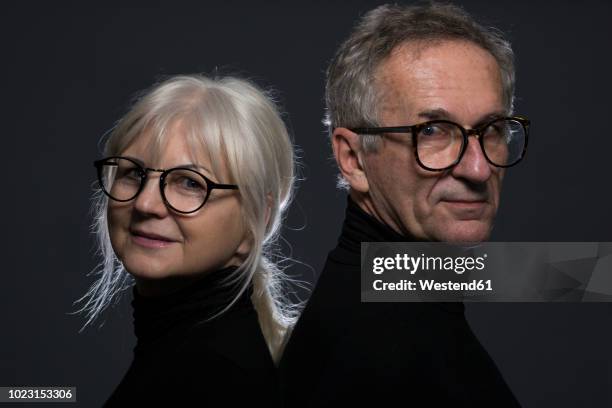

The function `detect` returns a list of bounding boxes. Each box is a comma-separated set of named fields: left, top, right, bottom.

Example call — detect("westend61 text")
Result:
left=373, top=279, right=493, bottom=292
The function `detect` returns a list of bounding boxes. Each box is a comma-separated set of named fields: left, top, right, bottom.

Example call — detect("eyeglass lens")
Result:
left=416, top=118, right=526, bottom=170
left=98, top=158, right=209, bottom=212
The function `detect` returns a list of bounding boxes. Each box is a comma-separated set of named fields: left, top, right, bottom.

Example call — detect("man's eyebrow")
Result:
left=473, top=111, right=507, bottom=127
left=416, top=109, right=507, bottom=126
left=417, top=108, right=455, bottom=121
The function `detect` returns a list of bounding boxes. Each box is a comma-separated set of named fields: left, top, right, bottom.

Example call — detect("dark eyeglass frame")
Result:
left=93, top=156, right=239, bottom=214
left=348, top=116, right=530, bottom=171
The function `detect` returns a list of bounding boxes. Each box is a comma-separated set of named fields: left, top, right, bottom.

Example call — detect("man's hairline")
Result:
left=364, top=37, right=509, bottom=132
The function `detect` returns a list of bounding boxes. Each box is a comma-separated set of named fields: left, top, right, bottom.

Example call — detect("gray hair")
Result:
left=75, top=74, right=297, bottom=362
left=325, top=2, right=515, bottom=158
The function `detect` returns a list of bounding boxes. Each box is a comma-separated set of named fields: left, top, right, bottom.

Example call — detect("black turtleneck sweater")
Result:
left=104, top=266, right=279, bottom=407
left=280, top=196, right=520, bottom=407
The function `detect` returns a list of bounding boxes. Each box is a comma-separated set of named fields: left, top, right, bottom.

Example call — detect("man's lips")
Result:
left=439, top=199, right=488, bottom=219
left=441, top=199, right=487, bottom=204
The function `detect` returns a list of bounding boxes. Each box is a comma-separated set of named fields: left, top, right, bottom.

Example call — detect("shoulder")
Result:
left=173, top=305, right=277, bottom=385
left=159, top=313, right=279, bottom=406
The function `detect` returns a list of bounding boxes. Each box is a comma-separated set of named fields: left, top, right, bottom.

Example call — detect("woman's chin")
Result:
left=122, top=255, right=175, bottom=281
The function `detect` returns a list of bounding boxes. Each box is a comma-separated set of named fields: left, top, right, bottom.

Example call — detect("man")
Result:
left=281, top=3, right=526, bottom=407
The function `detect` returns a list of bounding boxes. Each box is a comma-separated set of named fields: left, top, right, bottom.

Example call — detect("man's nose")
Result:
left=450, top=135, right=492, bottom=183
left=133, top=174, right=169, bottom=217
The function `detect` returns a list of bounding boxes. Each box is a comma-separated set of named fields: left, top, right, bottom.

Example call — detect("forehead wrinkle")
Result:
left=376, top=39, right=503, bottom=125
left=375, top=42, right=449, bottom=123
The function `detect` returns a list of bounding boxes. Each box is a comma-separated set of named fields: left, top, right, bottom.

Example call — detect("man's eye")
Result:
left=484, top=124, right=505, bottom=139
left=421, top=125, right=442, bottom=136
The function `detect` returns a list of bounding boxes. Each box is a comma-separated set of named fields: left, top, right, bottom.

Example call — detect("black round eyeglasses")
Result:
left=93, top=156, right=239, bottom=214
left=349, top=116, right=530, bottom=171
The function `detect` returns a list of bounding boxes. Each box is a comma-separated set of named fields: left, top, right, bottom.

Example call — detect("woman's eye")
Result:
left=118, top=166, right=142, bottom=180
left=126, top=168, right=142, bottom=178
left=179, top=177, right=205, bottom=191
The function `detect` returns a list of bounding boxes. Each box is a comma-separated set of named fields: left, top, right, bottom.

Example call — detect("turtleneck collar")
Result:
left=131, top=265, right=251, bottom=354
left=334, top=195, right=414, bottom=263
left=333, top=194, right=465, bottom=313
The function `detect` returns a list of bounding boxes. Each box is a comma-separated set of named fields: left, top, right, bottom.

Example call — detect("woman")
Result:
left=76, top=74, right=296, bottom=406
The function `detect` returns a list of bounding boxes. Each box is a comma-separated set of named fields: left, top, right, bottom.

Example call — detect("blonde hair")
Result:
left=76, top=74, right=297, bottom=362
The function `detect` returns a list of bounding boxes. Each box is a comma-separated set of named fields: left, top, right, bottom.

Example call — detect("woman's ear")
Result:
left=235, top=225, right=254, bottom=261
left=331, top=128, right=369, bottom=193
left=236, top=196, right=272, bottom=259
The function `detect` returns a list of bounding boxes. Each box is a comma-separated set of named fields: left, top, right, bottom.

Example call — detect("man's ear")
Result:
left=331, top=127, right=369, bottom=193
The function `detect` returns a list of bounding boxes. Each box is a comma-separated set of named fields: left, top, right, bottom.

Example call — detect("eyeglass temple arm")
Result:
left=211, top=184, right=239, bottom=190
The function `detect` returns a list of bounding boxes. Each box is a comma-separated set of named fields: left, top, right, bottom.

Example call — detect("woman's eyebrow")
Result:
left=122, top=156, right=213, bottom=174
left=122, top=155, right=146, bottom=167
left=174, top=163, right=214, bottom=175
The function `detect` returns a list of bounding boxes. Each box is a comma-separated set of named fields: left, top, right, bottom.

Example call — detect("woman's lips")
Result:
left=130, top=230, right=176, bottom=248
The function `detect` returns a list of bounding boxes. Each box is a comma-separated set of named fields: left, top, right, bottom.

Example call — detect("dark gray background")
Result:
left=2, top=1, right=611, bottom=407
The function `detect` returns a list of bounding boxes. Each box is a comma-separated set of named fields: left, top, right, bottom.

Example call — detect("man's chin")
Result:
left=432, top=220, right=493, bottom=244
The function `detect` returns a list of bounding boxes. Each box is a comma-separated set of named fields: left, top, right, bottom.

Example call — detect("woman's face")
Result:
left=107, top=123, right=250, bottom=295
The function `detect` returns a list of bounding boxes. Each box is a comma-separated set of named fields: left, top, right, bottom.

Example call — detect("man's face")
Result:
left=362, top=40, right=505, bottom=243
